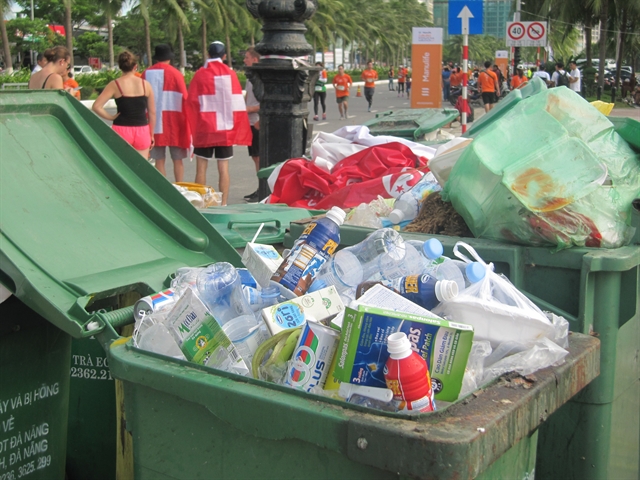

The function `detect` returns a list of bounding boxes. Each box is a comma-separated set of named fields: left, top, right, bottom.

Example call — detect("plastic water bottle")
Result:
left=388, top=173, right=442, bottom=224
left=370, top=242, right=424, bottom=282
left=384, top=274, right=458, bottom=310
left=272, top=207, right=346, bottom=296
left=407, top=238, right=445, bottom=271
left=384, top=332, right=436, bottom=412
left=309, top=228, right=404, bottom=293
left=450, top=260, right=486, bottom=288
left=196, top=262, right=254, bottom=326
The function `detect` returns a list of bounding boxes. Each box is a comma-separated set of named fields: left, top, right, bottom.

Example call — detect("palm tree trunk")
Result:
left=0, top=1, right=13, bottom=74
left=597, top=0, right=608, bottom=89
left=107, top=10, right=114, bottom=69
left=225, top=25, right=232, bottom=68
left=332, top=41, right=336, bottom=69
left=144, top=17, right=152, bottom=67
left=178, top=21, right=185, bottom=73
left=65, top=1, right=73, bottom=67
left=585, top=22, right=592, bottom=68
left=202, top=16, right=207, bottom=63
left=615, top=7, right=627, bottom=88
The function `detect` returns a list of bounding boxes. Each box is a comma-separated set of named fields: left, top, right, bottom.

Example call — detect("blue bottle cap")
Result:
left=237, top=268, right=257, bottom=288
left=465, top=262, right=486, bottom=283
left=423, top=238, right=444, bottom=260
left=308, top=279, right=327, bottom=293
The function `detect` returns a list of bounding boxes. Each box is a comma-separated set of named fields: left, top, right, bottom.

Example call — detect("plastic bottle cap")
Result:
left=388, top=209, right=404, bottom=224
left=386, top=332, right=413, bottom=359
left=308, top=279, right=327, bottom=293
left=423, top=238, right=444, bottom=259
left=466, top=262, right=486, bottom=283
left=434, top=279, right=458, bottom=302
left=326, top=206, right=347, bottom=226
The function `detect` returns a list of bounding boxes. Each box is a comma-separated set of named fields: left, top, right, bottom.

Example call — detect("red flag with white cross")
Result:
left=186, top=58, right=252, bottom=148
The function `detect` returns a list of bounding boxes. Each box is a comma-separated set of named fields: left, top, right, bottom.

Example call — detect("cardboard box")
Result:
left=333, top=304, right=474, bottom=402
left=261, top=286, right=344, bottom=336
left=242, top=243, right=283, bottom=288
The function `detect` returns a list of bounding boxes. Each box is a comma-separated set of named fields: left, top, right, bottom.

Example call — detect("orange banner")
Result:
left=411, top=28, right=443, bottom=109
left=495, top=50, right=509, bottom=81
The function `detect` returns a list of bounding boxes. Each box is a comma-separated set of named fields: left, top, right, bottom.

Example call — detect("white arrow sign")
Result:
left=457, top=6, right=474, bottom=36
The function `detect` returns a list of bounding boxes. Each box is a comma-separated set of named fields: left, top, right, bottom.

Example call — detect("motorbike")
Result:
left=449, top=84, right=483, bottom=108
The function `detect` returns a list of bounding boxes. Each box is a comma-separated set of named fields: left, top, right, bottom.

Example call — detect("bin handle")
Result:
left=85, top=306, right=135, bottom=335
left=227, top=219, right=281, bottom=234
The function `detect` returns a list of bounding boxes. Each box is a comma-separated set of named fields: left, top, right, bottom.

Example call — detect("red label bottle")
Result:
left=384, top=332, right=436, bottom=412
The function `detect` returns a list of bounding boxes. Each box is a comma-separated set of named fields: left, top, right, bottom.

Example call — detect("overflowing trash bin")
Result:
left=363, top=108, right=459, bottom=140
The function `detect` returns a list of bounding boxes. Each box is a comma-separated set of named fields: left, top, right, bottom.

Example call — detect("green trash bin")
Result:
left=285, top=224, right=640, bottom=480
left=0, top=296, right=71, bottom=480
left=0, top=90, right=243, bottom=479
left=363, top=108, right=459, bottom=140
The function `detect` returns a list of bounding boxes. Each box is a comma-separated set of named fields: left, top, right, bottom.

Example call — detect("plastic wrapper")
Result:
left=345, top=203, right=384, bottom=228
left=443, top=86, right=640, bottom=250
left=459, top=340, right=492, bottom=398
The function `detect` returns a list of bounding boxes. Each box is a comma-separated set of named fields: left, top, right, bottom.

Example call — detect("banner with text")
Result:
left=411, top=27, right=443, bottom=109
left=495, top=50, right=509, bottom=80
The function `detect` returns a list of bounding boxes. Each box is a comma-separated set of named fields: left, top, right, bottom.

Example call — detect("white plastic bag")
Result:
left=433, top=242, right=556, bottom=347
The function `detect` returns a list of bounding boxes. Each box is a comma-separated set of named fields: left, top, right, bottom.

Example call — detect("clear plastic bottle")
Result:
left=309, top=227, right=404, bottom=293
left=407, top=238, right=445, bottom=272
left=384, top=332, right=436, bottom=413
left=450, top=260, right=487, bottom=288
left=369, top=242, right=424, bottom=282
left=388, top=173, right=442, bottom=224
left=272, top=207, right=346, bottom=296
left=384, top=274, right=458, bottom=310
left=196, top=262, right=254, bottom=326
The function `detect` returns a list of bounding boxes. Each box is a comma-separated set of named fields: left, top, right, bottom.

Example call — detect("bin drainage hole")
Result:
left=357, top=437, right=368, bottom=450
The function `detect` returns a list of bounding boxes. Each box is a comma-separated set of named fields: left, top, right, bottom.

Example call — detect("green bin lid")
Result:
left=200, top=204, right=324, bottom=248
left=0, top=91, right=241, bottom=338
left=363, top=108, right=459, bottom=140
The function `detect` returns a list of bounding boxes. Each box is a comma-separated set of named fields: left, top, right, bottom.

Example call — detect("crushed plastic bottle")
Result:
left=388, top=172, right=442, bottom=224
left=196, top=262, right=254, bottom=326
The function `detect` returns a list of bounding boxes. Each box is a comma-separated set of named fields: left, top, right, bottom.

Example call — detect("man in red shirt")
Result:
left=332, top=65, right=353, bottom=120
left=360, top=61, right=378, bottom=112
left=478, top=61, right=499, bottom=112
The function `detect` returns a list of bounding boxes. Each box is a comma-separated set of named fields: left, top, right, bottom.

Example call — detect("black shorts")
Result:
left=481, top=92, right=497, bottom=105
left=247, top=126, right=259, bottom=157
left=336, top=96, right=348, bottom=104
left=193, top=145, right=233, bottom=160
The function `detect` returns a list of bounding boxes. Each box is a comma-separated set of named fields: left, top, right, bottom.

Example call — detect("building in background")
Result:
left=433, top=0, right=449, bottom=40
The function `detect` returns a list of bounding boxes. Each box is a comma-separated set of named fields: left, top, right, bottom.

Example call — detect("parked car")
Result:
left=73, top=65, right=96, bottom=75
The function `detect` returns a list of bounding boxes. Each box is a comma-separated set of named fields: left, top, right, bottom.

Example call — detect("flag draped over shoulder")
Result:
left=186, top=59, right=252, bottom=148
left=143, top=63, right=191, bottom=149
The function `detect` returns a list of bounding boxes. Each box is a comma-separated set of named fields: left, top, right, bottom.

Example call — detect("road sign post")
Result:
left=457, top=6, right=474, bottom=133
left=506, top=21, right=547, bottom=47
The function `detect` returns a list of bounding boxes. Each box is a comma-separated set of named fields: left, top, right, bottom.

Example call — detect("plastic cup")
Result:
left=222, top=315, right=266, bottom=364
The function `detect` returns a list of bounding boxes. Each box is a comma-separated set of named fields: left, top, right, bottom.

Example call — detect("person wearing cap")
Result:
left=511, top=65, right=528, bottom=89
left=142, top=44, right=191, bottom=182
left=242, top=46, right=261, bottom=202
left=186, top=41, right=252, bottom=206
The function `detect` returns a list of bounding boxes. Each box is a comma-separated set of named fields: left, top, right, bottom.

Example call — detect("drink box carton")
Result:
left=167, top=288, right=250, bottom=376
left=261, top=286, right=344, bottom=336
left=333, top=304, right=474, bottom=402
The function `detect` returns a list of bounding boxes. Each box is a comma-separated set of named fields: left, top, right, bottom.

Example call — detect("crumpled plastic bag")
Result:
left=459, top=340, right=492, bottom=398
left=433, top=242, right=559, bottom=348
left=443, top=85, right=640, bottom=250
left=345, top=203, right=384, bottom=228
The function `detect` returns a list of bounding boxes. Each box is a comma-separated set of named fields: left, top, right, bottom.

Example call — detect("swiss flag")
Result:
left=143, top=63, right=191, bottom=149
left=186, top=59, right=252, bottom=148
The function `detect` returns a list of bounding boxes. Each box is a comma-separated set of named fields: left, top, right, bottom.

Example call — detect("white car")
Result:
left=73, top=65, right=96, bottom=75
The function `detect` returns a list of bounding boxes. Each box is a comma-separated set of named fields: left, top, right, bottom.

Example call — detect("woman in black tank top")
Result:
left=92, top=51, right=156, bottom=157
left=28, top=46, right=71, bottom=91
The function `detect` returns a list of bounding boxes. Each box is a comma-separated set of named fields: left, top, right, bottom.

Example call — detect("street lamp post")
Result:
left=245, top=0, right=320, bottom=201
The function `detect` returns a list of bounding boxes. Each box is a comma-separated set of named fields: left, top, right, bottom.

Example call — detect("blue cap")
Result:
left=237, top=268, right=257, bottom=288
left=308, top=279, right=327, bottom=293
left=465, top=262, right=486, bottom=283
left=423, top=238, right=444, bottom=260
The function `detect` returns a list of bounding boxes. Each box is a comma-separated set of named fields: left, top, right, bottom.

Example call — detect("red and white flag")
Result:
left=142, top=63, right=191, bottom=149
left=186, top=59, right=252, bottom=148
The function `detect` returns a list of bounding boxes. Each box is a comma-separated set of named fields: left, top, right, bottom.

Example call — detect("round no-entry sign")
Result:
left=527, top=22, right=545, bottom=40
left=507, top=22, right=526, bottom=40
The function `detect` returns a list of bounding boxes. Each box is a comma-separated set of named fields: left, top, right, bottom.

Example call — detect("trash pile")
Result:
left=173, top=182, right=221, bottom=208
left=133, top=207, right=570, bottom=414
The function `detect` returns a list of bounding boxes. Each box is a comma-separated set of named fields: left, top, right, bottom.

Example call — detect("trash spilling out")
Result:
left=133, top=209, right=572, bottom=414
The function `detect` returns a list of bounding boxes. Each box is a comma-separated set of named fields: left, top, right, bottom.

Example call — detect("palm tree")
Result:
left=63, top=0, right=73, bottom=67
left=201, top=0, right=252, bottom=67
left=139, top=0, right=153, bottom=67
left=0, top=0, right=13, bottom=73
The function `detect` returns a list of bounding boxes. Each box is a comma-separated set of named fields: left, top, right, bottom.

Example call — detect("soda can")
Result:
left=134, top=288, right=180, bottom=321
left=285, top=321, right=340, bottom=392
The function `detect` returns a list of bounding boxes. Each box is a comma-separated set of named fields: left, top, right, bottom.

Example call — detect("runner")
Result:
left=361, top=61, right=378, bottom=112
left=332, top=65, right=353, bottom=120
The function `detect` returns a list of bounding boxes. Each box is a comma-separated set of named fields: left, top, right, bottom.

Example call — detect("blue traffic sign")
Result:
left=448, top=0, right=484, bottom=35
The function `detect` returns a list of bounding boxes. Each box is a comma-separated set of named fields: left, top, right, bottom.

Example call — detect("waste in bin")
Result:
left=363, top=108, right=459, bottom=140
left=285, top=223, right=639, bottom=480
left=0, top=90, right=242, bottom=478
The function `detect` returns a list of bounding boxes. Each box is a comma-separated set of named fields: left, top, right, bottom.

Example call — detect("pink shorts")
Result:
left=112, top=125, right=152, bottom=150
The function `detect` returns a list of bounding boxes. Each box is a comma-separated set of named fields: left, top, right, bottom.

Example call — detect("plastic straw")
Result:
left=251, top=223, right=265, bottom=243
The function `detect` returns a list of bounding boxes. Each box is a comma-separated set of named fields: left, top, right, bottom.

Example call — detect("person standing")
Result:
left=442, top=66, right=451, bottom=101
left=551, top=62, right=570, bottom=87
left=63, top=70, right=81, bottom=100
left=397, top=64, right=407, bottom=97
left=28, top=46, right=70, bottom=90
left=361, top=61, right=378, bottom=112
left=478, top=60, right=499, bottom=112
left=332, top=65, right=353, bottom=120
left=93, top=51, right=156, bottom=159
left=243, top=46, right=261, bottom=202
left=31, top=53, right=47, bottom=74
left=388, top=66, right=395, bottom=91
left=313, top=62, right=327, bottom=121
left=142, top=44, right=191, bottom=183
left=406, top=73, right=412, bottom=98
left=532, top=65, right=552, bottom=86
left=511, top=66, right=528, bottom=89
left=568, top=61, right=582, bottom=96
left=186, top=41, right=252, bottom=206
left=450, top=66, right=462, bottom=91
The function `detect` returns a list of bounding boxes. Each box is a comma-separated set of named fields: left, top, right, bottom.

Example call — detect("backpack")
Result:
left=557, top=70, right=570, bottom=87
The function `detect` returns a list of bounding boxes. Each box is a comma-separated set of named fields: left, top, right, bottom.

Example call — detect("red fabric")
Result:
left=268, top=142, right=428, bottom=209
left=142, top=63, right=191, bottom=149
left=186, top=59, right=252, bottom=147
